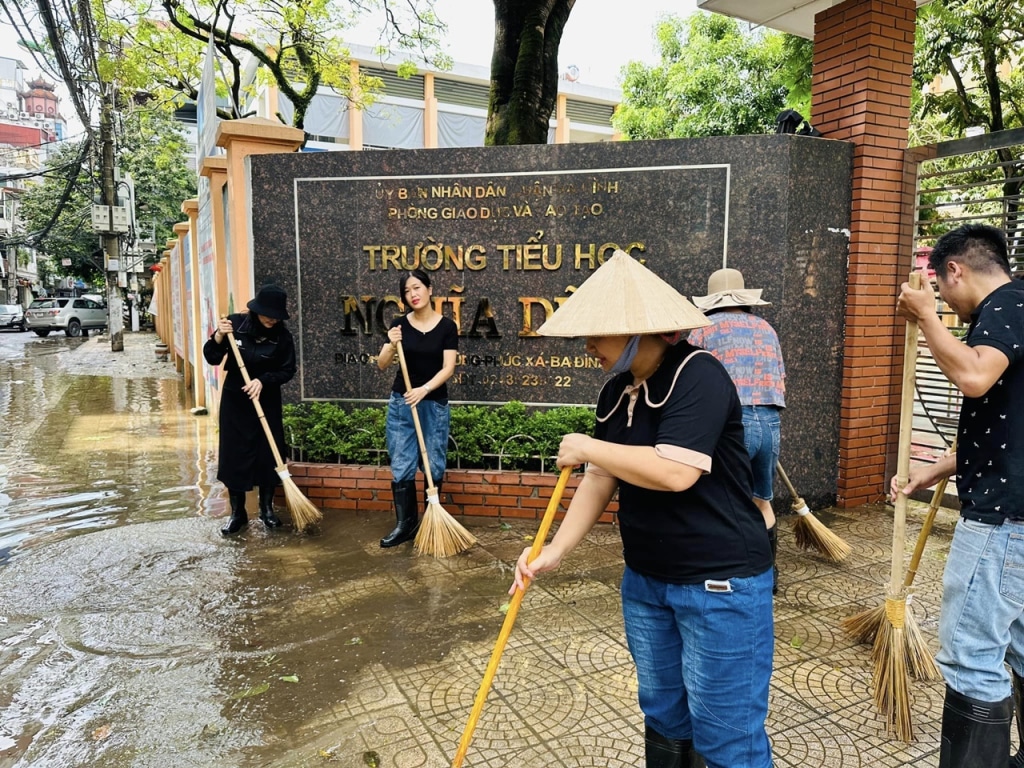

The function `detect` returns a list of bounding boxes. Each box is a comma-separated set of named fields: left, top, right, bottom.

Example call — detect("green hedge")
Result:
left=283, top=401, right=595, bottom=470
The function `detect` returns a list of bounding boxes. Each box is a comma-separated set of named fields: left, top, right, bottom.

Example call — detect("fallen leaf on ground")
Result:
left=229, top=681, right=271, bottom=700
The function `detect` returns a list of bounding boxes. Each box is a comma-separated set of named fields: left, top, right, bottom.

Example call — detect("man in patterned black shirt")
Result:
left=894, top=223, right=1024, bottom=768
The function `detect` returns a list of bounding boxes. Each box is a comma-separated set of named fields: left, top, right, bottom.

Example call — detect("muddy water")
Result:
left=0, top=334, right=513, bottom=767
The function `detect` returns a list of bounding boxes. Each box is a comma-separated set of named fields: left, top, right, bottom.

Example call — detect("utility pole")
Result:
left=98, top=41, right=124, bottom=352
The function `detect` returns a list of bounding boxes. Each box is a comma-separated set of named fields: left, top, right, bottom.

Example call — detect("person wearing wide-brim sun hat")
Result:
left=690, top=268, right=786, bottom=596
left=203, top=283, right=297, bottom=536
left=510, top=251, right=773, bottom=768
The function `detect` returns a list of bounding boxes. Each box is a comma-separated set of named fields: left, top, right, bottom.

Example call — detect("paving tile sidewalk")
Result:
left=63, top=331, right=181, bottom=379
left=61, top=335, right=987, bottom=767
left=261, top=502, right=971, bottom=768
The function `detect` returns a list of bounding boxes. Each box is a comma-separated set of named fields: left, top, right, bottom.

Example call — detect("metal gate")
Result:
left=907, top=127, right=1024, bottom=471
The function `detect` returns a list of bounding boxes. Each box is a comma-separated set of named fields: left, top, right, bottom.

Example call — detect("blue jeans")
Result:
left=936, top=517, right=1024, bottom=701
left=385, top=392, right=450, bottom=484
left=742, top=406, right=781, bottom=501
left=621, top=566, right=774, bottom=768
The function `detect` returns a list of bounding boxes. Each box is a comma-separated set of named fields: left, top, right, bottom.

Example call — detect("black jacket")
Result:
left=203, top=312, right=297, bottom=490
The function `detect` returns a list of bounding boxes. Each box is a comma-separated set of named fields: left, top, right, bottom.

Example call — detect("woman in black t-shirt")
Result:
left=511, top=251, right=774, bottom=768
left=376, top=269, right=458, bottom=548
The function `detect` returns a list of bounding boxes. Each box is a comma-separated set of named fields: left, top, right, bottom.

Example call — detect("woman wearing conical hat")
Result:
left=511, top=251, right=774, bottom=768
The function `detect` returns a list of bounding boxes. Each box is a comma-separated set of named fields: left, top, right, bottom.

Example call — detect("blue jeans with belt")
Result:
left=937, top=516, right=1024, bottom=701
left=621, top=566, right=774, bottom=768
left=385, top=392, right=450, bottom=485
left=741, top=405, right=782, bottom=501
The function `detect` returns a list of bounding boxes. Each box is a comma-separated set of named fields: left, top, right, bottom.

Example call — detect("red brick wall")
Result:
left=811, top=0, right=917, bottom=507
left=290, top=463, right=619, bottom=524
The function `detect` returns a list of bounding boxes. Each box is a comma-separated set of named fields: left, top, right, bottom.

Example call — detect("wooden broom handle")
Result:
left=891, top=272, right=922, bottom=594
left=451, top=465, right=573, bottom=768
left=225, top=328, right=286, bottom=469
left=775, top=462, right=808, bottom=512
left=394, top=340, right=438, bottom=495
left=903, top=437, right=957, bottom=588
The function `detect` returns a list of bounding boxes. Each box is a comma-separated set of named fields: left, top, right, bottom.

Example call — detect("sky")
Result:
left=373, top=0, right=700, bottom=90
left=0, top=0, right=699, bottom=128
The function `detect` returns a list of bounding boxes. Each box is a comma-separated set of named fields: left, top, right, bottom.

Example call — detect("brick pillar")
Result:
left=811, top=0, right=916, bottom=507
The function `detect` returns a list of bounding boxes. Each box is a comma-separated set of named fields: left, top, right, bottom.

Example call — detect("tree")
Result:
left=912, top=0, right=1024, bottom=247
left=107, top=0, right=449, bottom=130
left=16, top=141, right=99, bottom=283
left=486, top=0, right=574, bottom=145
left=913, top=0, right=1024, bottom=138
left=613, top=13, right=813, bottom=140
left=17, top=110, right=196, bottom=284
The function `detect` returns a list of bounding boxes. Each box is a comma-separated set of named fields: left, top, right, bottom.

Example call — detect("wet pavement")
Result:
left=0, top=328, right=980, bottom=767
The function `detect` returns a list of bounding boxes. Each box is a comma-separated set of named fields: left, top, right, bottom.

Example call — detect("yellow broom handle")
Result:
left=394, top=340, right=438, bottom=494
left=451, top=465, right=573, bottom=768
left=225, top=327, right=286, bottom=468
left=891, top=272, right=922, bottom=595
left=903, top=437, right=957, bottom=588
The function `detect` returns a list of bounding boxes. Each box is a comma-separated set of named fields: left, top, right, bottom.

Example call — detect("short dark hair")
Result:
left=399, top=269, right=431, bottom=297
left=928, top=224, right=1010, bottom=279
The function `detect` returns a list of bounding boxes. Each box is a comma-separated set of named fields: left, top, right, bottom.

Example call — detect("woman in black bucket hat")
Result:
left=204, top=284, right=297, bottom=536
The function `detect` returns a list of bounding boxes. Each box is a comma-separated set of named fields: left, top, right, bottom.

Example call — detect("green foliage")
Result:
left=613, top=13, right=812, bottom=139
left=283, top=401, right=596, bottom=470
left=17, top=110, right=195, bottom=284
left=16, top=141, right=101, bottom=282
left=111, top=0, right=448, bottom=128
left=913, top=0, right=1024, bottom=136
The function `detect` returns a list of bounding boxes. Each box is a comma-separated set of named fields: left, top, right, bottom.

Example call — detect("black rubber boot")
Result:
left=767, top=523, right=779, bottom=595
left=381, top=480, right=419, bottom=548
left=1012, top=670, right=1024, bottom=767
left=644, top=726, right=705, bottom=768
left=221, top=491, right=248, bottom=536
left=258, top=484, right=283, bottom=529
left=937, top=685, right=1012, bottom=768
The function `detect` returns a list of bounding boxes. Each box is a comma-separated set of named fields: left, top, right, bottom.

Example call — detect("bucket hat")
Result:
left=691, top=268, right=770, bottom=312
left=537, top=250, right=709, bottom=337
left=247, top=284, right=290, bottom=320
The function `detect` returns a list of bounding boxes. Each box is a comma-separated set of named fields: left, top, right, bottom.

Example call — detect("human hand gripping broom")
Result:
left=451, top=465, right=573, bottom=768
left=225, top=327, right=322, bottom=533
left=393, top=340, right=476, bottom=558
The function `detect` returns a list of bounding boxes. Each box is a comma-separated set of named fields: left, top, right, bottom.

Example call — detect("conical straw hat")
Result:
left=537, top=250, right=710, bottom=337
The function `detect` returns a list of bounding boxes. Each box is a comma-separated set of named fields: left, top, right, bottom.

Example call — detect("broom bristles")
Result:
left=277, top=465, right=323, bottom=533
left=792, top=509, right=852, bottom=562
left=415, top=500, right=476, bottom=558
left=904, top=600, right=942, bottom=682
left=841, top=603, right=887, bottom=646
left=871, top=598, right=915, bottom=742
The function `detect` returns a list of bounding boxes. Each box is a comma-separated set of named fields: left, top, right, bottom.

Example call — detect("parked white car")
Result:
left=0, top=304, right=25, bottom=332
left=25, top=296, right=108, bottom=337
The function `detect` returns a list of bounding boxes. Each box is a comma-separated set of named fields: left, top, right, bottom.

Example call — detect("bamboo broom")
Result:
left=777, top=461, right=851, bottom=561
left=393, top=340, right=476, bottom=558
left=225, top=328, right=322, bottom=532
left=842, top=438, right=956, bottom=683
left=451, top=465, right=573, bottom=768
left=871, top=271, right=923, bottom=742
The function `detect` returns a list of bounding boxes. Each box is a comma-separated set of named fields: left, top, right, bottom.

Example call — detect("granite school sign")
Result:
left=254, top=138, right=844, bottom=390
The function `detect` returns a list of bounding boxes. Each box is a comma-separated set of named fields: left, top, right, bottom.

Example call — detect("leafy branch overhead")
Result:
left=111, top=0, right=450, bottom=129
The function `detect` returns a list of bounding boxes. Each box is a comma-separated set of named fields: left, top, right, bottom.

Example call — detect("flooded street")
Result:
left=0, top=330, right=964, bottom=768
left=0, top=330, right=534, bottom=768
